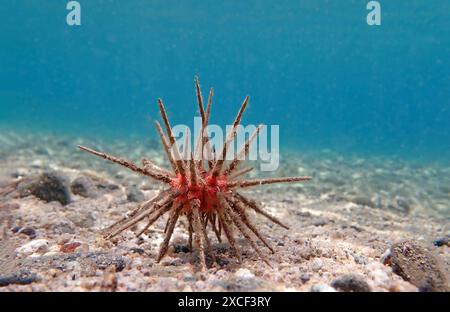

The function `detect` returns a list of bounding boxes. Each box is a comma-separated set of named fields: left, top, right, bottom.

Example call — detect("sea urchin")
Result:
left=78, top=77, right=311, bottom=270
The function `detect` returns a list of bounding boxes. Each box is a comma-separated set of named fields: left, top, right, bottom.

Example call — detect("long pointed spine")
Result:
left=187, top=213, right=194, bottom=251
left=229, top=166, right=253, bottom=180
left=202, top=88, right=214, bottom=166
left=154, top=121, right=178, bottom=173
left=107, top=191, right=179, bottom=238
left=104, top=191, right=168, bottom=234
left=234, top=192, right=289, bottom=229
left=195, top=76, right=206, bottom=124
left=225, top=195, right=274, bottom=253
left=156, top=204, right=183, bottom=262
left=224, top=124, right=264, bottom=175
left=192, top=201, right=207, bottom=271
left=220, top=195, right=271, bottom=265
left=142, top=159, right=174, bottom=177
left=228, top=176, right=312, bottom=188
left=211, top=96, right=249, bottom=177
left=216, top=203, right=242, bottom=262
left=78, top=145, right=172, bottom=183
left=157, top=99, right=186, bottom=175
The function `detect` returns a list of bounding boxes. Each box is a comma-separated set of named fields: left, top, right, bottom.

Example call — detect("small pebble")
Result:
left=235, top=268, right=255, bottom=280
left=173, top=244, right=190, bottom=253
left=16, top=239, right=49, bottom=256
left=70, top=176, right=98, bottom=198
left=310, top=284, right=336, bottom=292
left=0, top=270, right=38, bottom=287
left=18, top=227, right=37, bottom=239
left=433, top=235, right=449, bottom=247
left=331, top=274, right=372, bottom=292
left=60, top=242, right=82, bottom=253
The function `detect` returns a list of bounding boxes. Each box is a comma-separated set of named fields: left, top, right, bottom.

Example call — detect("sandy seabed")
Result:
left=0, top=132, right=448, bottom=292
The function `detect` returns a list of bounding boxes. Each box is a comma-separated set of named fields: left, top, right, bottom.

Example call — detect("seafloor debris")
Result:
left=70, top=176, right=98, bottom=198
left=433, top=235, right=450, bottom=247
left=330, top=274, right=372, bottom=292
left=383, top=240, right=449, bottom=292
left=78, top=77, right=311, bottom=270
left=17, top=171, right=71, bottom=205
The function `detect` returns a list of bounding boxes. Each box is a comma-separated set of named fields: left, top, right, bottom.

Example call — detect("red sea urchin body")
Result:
left=171, top=173, right=229, bottom=213
left=78, top=77, right=311, bottom=270
left=203, top=174, right=229, bottom=212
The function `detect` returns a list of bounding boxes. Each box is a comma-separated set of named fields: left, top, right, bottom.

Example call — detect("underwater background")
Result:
left=1, top=1, right=450, bottom=293
left=1, top=0, right=449, bottom=162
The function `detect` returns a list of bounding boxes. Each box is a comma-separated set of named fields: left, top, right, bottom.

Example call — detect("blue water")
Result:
left=1, top=1, right=449, bottom=163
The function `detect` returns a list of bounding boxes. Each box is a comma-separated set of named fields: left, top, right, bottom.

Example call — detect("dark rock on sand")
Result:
left=331, top=274, right=372, bottom=292
left=216, top=258, right=230, bottom=267
left=70, top=176, right=98, bottom=198
left=387, top=240, right=449, bottom=292
left=18, top=171, right=71, bottom=205
left=173, top=244, right=190, bottom=253
left=11, top=226, right=21, bottom=233
left=17, top=227, right=37, bottom=239
left=0, top=270, right=39, bottom=287
left=130, top=247, right=145, bottom=255
left=126, top=185, right=145, bottom=202
left=433, top=235, right=450, bottom=247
